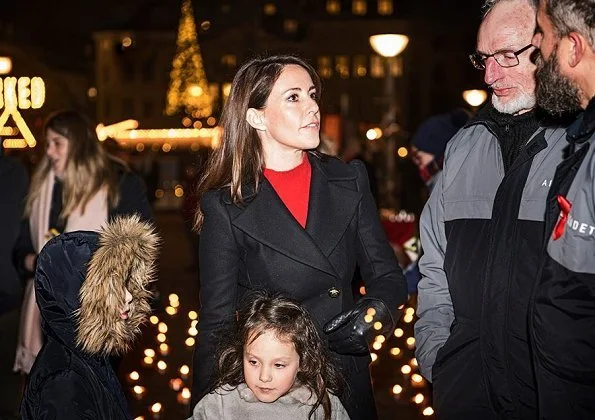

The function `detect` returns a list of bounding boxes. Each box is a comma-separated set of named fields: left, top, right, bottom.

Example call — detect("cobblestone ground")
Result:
left=120, top=212, right=433, bottom=420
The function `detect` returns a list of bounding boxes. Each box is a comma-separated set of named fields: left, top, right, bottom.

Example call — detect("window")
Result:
left=263, top=3, right=276, bottom=15
left=378, top=0, right=393, bottom=15
left=370, top=55, right=385, bottom=78
left=389, top=57, right=403, bottom=77
left=326, top=0, right=340, bottom=14
left=335, top=56, right=349, bottom=78
left=221, top=54, right=237, bottom=68
left=352, top=0, right=366, bottom=15
left=353, top=55, right=367, bottom=78
left=284, top=19, right=298, bottom=34
left=318, top=56, right=333, bottom=79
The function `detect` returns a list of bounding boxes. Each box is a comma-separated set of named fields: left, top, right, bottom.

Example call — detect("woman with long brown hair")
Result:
left=191, top=54, right=408, bottom=420
left=13, top=109, right=153, bottom=374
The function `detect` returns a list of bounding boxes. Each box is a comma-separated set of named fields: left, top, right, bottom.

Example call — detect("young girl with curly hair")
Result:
left=191, top=292, right=350, bottom=420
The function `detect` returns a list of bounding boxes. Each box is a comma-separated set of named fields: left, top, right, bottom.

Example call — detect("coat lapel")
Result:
left=231, top=154, right=362, bottom=278
left=306, top=156, right=362, bottom=257
left=231, top=179, right=337, bottom=277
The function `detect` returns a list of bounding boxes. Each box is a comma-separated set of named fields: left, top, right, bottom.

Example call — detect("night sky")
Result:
left=2, top=0, right=483, bottom=74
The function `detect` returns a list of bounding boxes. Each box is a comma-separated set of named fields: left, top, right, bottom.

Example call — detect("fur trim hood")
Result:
left=35, top=215, right=159, bottom=357
left=77, top=215, right=159, bottom=355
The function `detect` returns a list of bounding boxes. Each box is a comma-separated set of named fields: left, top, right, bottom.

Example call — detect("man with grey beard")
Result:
left=414, top=0, right=569, bottom=418
left=530, top=0, right=595, bottom=417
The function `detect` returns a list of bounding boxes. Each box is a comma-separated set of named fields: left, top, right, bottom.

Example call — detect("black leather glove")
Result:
left=323, top=297, right=395, bottom=356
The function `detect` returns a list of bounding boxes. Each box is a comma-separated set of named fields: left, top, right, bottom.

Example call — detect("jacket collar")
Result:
left=567, top=96, right=595, bottom=145
left=231, top=153, right=361, bottom=278
left=236, top=383, right=317, bottom=405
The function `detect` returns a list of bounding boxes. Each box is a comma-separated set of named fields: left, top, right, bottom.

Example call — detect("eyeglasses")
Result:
left=469, top=44, right=534, bottom=70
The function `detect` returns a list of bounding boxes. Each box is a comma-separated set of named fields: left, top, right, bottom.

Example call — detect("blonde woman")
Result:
left=13, top=110, right=153, bottom=374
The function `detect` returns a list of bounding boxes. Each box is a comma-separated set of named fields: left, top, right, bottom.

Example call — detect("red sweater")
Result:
left=264, top=156, right=311, bottom=228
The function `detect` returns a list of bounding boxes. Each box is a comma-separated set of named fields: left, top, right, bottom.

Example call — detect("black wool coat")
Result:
left=192, top=153, right=408, bottom=420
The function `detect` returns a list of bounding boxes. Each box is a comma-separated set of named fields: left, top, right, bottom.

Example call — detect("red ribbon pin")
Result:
left=552, top=195, right=572, bottom=240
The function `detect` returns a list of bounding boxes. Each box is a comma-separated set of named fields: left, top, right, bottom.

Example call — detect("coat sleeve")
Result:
left=191, top=192, right=240, bottom=405
left=350, top=160, right=408, bottom=315
left=414, top=171, right=453, bottom=382
left=22, top=372, right=98, bottom=420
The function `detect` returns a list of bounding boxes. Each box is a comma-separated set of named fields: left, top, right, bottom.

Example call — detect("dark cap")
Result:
left=412, top=109, right=471, bottom=158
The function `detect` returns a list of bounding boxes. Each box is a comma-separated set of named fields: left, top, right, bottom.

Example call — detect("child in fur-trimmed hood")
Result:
left=21, top=215, right=159, bottom=420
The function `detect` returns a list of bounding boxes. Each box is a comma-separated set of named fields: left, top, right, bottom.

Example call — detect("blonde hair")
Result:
left=25, top=110, right=121, bottom=220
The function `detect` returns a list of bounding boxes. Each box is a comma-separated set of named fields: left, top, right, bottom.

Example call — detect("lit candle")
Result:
left=179, top=365, right=190, bottom=379
left=177, top=387, right=191, bottom=404
left=169, top=378, right=183, bottom=391
left=159, top=343, right=169, bottom=356
left=133, top=385, right=146, bottom=400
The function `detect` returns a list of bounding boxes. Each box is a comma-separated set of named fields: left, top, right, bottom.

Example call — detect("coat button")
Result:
left=328, top=287, right=341, bottom=298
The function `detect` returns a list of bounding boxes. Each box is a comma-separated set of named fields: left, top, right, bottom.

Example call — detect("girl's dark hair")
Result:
left=213, top=291, right=344, bottom=420
left=193, top=54, right=321, bottom=231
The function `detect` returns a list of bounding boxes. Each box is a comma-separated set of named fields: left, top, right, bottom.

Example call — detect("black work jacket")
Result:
left=415, top=107, right=567, bottom=419
left=532, top=98, right=595, bottom=419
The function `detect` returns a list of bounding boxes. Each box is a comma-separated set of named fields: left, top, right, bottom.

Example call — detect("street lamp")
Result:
left=0, top=56, right=12, bottom=75
left=369, top=34, right=409, bottom=58
left=369, top=34, right=409, bottom=209
left=462, top=89, right=488, bottom=108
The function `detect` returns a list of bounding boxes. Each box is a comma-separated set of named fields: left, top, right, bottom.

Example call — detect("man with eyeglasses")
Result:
left=414, top=0, right=568, bottom=418
left=529, top=0, right=595, bottom=417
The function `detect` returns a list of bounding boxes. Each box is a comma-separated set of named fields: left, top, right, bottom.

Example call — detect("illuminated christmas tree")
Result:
left=165, top=0, right=213, bottom=119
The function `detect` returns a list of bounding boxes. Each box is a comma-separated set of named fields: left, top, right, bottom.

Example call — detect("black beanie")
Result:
left=412, top=109, right=470, bottom=158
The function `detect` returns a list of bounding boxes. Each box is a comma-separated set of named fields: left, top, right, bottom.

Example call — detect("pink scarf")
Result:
left=14, top=170, right=108, bottom=374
